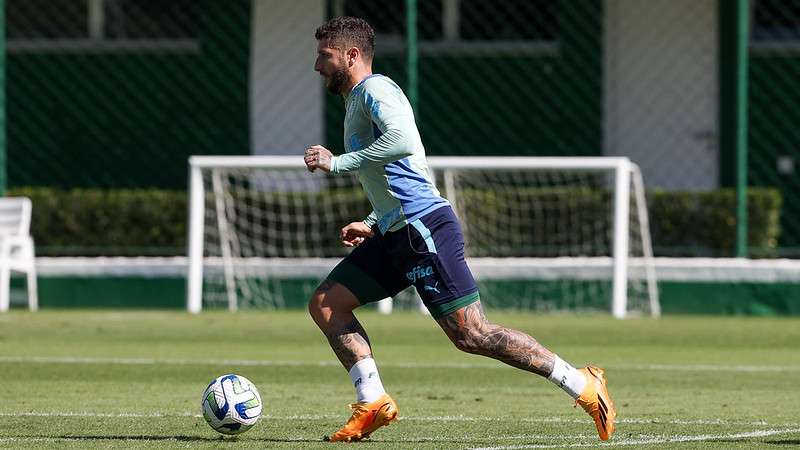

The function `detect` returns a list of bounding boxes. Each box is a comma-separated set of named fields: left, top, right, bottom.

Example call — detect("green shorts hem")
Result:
left=427, top=291, right=481, bottom=319
left=327, top=261, right=390, bottom=305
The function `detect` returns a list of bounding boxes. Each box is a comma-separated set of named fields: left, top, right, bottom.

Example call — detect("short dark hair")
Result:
left=315, top=17, right=375, bottom=61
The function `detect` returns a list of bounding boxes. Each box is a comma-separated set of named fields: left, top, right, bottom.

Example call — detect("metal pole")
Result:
left=0, top=0, right=6, bottom=196
left=612, top=159, right=632, bottom=319
left=405, top=0, right=418, bottom=111
left=735, top=0, right=749, bottom=257
left=187, top=164, right=205, bottom=313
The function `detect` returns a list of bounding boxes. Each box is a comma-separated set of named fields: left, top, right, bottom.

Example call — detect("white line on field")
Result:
left=0, top=434, right=598, bottom=444
left=404, top=416, right=792, bottom=427
left=0, top=411, right=795, bottom=429
left=471, top=428, right=800, bottom=449
left=0, top=412, right=199, bottom=418
left=1, top=428, right=798, bottom=447
left=614, top=363, right=800, bottom=373
left=1, top=356, right=798, bottom=373
left=0, top=436, right=312, bottom=444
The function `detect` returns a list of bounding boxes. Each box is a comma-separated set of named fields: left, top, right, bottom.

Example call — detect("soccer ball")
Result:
left=201, top=374, right=263, bottom=435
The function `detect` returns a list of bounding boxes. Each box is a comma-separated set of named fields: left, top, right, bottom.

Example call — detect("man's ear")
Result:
left=347, top=47, right=359, bottom=66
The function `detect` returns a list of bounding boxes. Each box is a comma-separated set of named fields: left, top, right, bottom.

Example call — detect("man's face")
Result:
left=315, top=40, right=349, bottom=95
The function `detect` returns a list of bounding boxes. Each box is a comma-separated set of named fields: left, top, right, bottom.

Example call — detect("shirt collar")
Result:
left=345, top=74, right=382, bottom=100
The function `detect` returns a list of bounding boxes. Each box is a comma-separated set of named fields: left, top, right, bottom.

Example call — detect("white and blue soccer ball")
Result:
left=201, top=374, right=263, bottom=435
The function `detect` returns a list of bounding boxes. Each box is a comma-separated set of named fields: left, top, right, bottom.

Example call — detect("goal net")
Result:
left=187, top=156, right=659, bottom=318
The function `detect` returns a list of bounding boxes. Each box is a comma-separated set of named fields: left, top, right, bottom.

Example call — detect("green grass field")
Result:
left=1, top=310, right=799, bottom=449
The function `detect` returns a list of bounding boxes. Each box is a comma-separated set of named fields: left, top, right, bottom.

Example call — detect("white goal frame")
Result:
left=187, top=155, right=659, bottom=318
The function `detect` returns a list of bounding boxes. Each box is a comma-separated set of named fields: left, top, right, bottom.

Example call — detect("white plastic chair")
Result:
left=0, top=197, right=38, bottom=312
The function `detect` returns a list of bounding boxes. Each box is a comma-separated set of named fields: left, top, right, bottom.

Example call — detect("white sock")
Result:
left=547, top=355, right=587, bottom=400
left=348, top=358, right=386, bottom=403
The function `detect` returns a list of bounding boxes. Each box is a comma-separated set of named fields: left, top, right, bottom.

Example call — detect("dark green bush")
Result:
left=8, top=186, right=781, bottom=257
left=459, top=187, right=612, bottom=257
left=649, top=188, right=782, bottom=257
left=10, top=187, right=187, bottom=256
left=458, top=187, right=782, bottom=257
left=221, top=187, right=370, bottom=257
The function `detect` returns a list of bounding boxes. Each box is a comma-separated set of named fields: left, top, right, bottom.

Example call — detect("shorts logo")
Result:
left=423, top=282, right=440, bottom=294
left=406, top=265, right=433, bottom=282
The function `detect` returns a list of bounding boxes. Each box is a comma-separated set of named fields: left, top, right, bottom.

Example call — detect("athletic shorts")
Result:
left=327, top=205, right=480, bottom=319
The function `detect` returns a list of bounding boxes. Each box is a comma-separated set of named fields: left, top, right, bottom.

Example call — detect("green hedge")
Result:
left=459, top=187, right=782, bottom=257
left=10, top=187, right=187, bottom=256
left=9, top=186, right=782, bottom=257
left=459, top=187, right=611, bottom=257
left=649, top=188, right=782, bottom=257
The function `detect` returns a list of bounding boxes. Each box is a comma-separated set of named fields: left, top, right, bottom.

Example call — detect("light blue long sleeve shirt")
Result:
left=331, top=74, right=448, bottom=233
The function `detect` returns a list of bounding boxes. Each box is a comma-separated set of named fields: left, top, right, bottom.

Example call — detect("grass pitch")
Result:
left=0, top=309, right=799, bottom=449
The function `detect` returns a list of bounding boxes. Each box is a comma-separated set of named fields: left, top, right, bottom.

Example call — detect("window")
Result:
left=459, top=0, right=557, bottom=42
left=104, top=0, right=200, bottom=40
left=7, top=0, right=200, bottom=52
left=753, top=0, right=800, bottom=41
left=751, top=0, right=800, bottom=52
left=335, top=0, right=558, bottom=55
left=7, top=0, right=88, bottom=39
left=342, top=0, right=443, bottom=41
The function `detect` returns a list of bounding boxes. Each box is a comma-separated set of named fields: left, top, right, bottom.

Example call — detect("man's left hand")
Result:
left=340, top=221, right=374, bottom=247
left=304, top=145, right=333, bottom=172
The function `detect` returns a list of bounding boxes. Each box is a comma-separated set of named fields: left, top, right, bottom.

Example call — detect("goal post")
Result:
left=187, top=155, right=660, bottom=318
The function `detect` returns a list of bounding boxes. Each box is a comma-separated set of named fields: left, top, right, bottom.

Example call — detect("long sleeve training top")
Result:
left=331, top=74, right=449, bottom=233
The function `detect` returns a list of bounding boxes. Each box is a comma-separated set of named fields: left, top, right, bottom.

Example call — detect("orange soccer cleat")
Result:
left=326, top=393, right=399, bottom=442
left=575, top=366, right=616, bottom=441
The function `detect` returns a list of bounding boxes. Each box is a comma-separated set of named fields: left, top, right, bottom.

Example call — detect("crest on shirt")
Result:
left=365, top=93, right=381, bottom=118
left=348, top=133, right=361, bottom=152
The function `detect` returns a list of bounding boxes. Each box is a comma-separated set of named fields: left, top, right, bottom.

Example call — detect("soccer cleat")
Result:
left=575, top=366, right=616, bottom=441
left=325, top=393, right=398, bottom=442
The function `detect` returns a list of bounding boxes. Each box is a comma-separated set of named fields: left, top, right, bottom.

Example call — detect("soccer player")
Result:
left=304, top=17, right=616, bottom=442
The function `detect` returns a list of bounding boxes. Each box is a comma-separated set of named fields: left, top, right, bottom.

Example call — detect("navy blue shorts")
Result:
left=327, top=206, right=479, bottom=318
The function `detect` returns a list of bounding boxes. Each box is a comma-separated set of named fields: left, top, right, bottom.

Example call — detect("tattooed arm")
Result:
left=436, top=301, right=555, bottom=377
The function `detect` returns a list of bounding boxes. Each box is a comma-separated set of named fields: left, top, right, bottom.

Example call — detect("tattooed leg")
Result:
left=436, top=300, right=555, bottom=377
left=308, top=279, right=373, bottom=371
left=325, top=318, right=373, bottom=370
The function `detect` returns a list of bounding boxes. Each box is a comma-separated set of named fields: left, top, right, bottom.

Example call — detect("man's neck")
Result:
left=343, top=69, right=374, bottom=96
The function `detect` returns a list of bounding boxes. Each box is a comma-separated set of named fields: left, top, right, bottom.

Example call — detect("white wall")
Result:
left=604, top=0, right=719, bottom=190
left=250, top=0, right=325, bottom=155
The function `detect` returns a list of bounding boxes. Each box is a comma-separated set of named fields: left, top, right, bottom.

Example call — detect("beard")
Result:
left=325, top=67, right=349, bottom=95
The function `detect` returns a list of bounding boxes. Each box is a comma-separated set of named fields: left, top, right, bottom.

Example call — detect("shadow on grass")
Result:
left=716, top=439, right=800, bottom=447
left=764, top=440, right=800, bottom=446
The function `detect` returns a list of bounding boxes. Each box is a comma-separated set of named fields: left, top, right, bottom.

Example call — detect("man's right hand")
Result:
left=304, top=145, right=333, bottom=173
left=340, top=221, right=375, bottom=247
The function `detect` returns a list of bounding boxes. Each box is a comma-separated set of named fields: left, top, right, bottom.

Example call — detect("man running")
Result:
left=305, top=16, right=616, bottom=443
